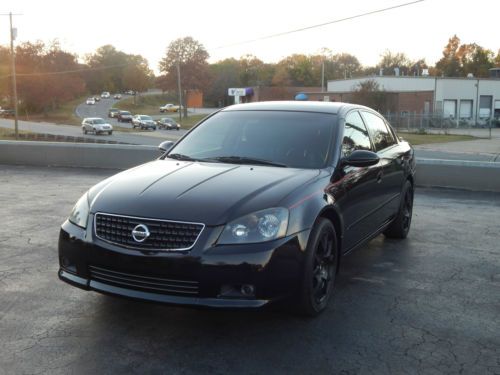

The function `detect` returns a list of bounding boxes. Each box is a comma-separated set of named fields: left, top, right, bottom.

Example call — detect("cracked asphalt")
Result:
left=0, top=165, right=499, bottom=375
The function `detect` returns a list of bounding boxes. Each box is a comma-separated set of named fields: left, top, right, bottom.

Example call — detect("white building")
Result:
left=326, top=75, right=500, bottom=123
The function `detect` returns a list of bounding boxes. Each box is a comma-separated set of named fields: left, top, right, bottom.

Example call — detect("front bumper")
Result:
left=58, top=219, right=309, bottom=309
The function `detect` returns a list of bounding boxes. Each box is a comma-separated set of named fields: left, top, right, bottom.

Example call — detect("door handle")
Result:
left=376, top=170, right=383, bottom=183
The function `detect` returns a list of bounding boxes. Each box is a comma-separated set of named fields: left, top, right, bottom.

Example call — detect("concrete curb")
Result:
left=1, top=141, right=499, bottom=192
left=0, top=140, right=158, bottom=169
left=415, top=158, right=500, bottom=192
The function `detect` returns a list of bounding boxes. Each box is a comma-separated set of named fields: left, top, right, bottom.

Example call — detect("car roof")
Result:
left=222, top=101, right=364, bottom=114
left=83, top=117, right=105, bottom=121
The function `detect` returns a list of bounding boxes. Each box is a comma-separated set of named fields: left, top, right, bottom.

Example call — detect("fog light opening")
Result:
left=219, top=284, right=256, bottom=299
left=241, top=284, right=255, bottom=297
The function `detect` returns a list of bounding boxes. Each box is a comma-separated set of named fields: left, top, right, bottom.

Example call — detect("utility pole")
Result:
left=1, top=13, right=21, bottom=139
left=321, top=60, right=325, bottom=92
left=176, top=58, right=182, bottom=122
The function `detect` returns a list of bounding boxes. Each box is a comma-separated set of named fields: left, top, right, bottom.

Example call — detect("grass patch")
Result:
left=0, top=127, right=33, bottom=140
left=115, top=93, right=178, bottom=115
left=18, top=96, right=87, bottom=126
left=398, top=132, right=476, bottom=145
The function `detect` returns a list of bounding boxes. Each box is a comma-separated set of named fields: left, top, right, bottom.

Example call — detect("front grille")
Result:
left=94, top=213, right=204, bottom=251
left=89, top=265, right=199, bottom=296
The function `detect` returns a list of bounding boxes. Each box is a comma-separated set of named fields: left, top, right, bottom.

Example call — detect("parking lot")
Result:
left=0, top=165, right=499, bottom=374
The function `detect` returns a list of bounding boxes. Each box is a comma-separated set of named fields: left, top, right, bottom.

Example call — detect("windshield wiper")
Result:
left=209, top=156, right=288, bottom=168
left=167, top=153, right=200, bottom=161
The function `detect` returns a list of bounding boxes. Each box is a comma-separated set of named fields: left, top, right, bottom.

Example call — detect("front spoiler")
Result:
left=59, top=269, right=269, bottom=308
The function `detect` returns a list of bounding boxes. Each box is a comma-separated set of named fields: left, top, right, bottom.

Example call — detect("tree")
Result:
left=435, top=35, right=462, bottom=77
left=84, top=45, right=152, bottom=94
left=122, top=55, right=154, bottom=95
left=459, top=43, right=494, bottom=77
left=377, top=50, right=412, bottom=75
left=273, top=54, right=316, bottom=86
left=435, top=36, right=495, bottom=77
left=205, top=58, right=242, bottom=107
left=158, top=36, right=211, bottom=93
left=13, top=41, right=85, bottom=113
left=351, top=79, right=388, bottom=112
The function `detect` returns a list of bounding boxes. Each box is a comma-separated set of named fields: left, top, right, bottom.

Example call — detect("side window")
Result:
left=342, top=111, right=372, bottom=157
left=362, top=111, right=396, bottom=152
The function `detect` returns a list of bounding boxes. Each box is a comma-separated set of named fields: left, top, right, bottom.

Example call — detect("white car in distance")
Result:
left=86, top=97, right=96, bottom=105
left=82, top=117, right=113, bottom=135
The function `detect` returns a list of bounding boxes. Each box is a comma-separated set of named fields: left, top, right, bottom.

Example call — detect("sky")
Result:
left=1, top=0, right=499, bottom=74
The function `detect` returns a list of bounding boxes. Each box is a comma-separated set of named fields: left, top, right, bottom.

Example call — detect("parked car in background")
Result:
left=108, top=108, right=120, bottom=118
left=0, top=107, right=15, bottom=117
left=101, top=91, right=110, bottom=99
left=132, top=115, right=157, bottom=130
left=60, top=101, right=415, bottom=316
left=117, top=111, right=133, bottom=122
left=114, top=94, right=122, bottom=100
left=81, top=117, right=113, bottom=135
left=156, top=117, right=180, bottom=130
left=124, top=90, right=135, bottom=95
left=86, top=98, right=95, bottom=105
left=160, top=103, right=182, bottom=113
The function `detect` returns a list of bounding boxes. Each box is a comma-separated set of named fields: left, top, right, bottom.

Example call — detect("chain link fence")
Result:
left=385, top=112, right=500, bottom=138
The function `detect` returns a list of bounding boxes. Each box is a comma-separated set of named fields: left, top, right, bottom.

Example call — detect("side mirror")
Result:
left=342, top=150, right=379, bottom=168
left=158, top=140, right=174, bottom=154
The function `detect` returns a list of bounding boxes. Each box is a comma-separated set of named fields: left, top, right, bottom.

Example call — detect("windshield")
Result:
left=168, top=110, right=336, bottom=169
left=93, top=119, right=105, bottom=124
left=162, top=118, right=174, bottom=123
left=140, top=115, right=153, bottom=120
left=121, top=111, right=131, bottom=115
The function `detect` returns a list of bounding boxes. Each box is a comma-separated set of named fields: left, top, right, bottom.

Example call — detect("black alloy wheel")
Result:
left=384, top=180, right=414, bottom=239
left=297, top=218, right=338, bottom=316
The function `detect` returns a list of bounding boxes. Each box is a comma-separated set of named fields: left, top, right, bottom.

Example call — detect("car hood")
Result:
left=89, top=160, right=320, bottom=225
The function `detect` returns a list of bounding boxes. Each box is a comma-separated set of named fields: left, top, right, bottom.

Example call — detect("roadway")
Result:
left=0, top=165, right=499, bottom=374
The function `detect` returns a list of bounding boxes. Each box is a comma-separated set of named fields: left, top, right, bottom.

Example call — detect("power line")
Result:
left=211, top=0, right=425, bottom=50
left=0, top=62, right=136, bottom=80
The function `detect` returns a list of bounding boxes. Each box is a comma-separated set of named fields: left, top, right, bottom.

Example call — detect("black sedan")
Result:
left=156, top=117, right=180, bottom=130
left=58, top=101, right=415, bottom=316
left=116, top=110, right=133, bottom=122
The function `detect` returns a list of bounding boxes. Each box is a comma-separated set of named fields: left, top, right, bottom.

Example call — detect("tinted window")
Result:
left=342, top=111, right=372, bottom=157
left=362, top=111, right=396, bottom=151
left=170, top=111, right=336, bottom=169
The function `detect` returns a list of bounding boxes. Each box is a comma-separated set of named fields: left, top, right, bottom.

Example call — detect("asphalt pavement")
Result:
left=0, top=165, right=499, bottom=374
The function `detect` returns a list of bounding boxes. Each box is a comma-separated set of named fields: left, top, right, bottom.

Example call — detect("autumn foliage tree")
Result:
left=158, top=37, right=211, bottom=93
left=11, top=41, right=86, bottom=113
left=84, top=45, right=153, bottom=94
left=435, top=35, right=495, bottom=77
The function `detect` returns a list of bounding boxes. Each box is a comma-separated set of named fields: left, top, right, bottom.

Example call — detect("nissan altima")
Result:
left=58, top=101, right=415, bottom=316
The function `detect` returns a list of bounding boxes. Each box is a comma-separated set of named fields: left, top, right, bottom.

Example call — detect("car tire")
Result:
left=83, top=128, right=87, bottom=135
left=109, top=131, right=112, bottom=135
left=384, top=180, right=414, bottom=239
left=296, top=218, right=338, bottom=317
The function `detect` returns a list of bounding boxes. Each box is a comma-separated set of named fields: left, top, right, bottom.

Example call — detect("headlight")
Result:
left=218, top=208, right=289, bottom=244
left=68, top=192, right=90, bottom=229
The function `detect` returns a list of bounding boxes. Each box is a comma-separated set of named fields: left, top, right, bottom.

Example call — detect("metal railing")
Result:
left=385, top=112, right=499, bottom=138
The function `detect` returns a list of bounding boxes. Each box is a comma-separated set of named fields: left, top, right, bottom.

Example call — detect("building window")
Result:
left=479, top=95, right=492, bottom=119
left=400, top=111, right=409, bottom=117
left=443, top=100, right=457, bottom=119
left=459, top=100, right=473, bottom=119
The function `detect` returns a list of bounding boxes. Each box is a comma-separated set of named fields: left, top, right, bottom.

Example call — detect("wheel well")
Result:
left=319, top=208, right=343, bottom=267
left=407, top=174, right=414, bottom=187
